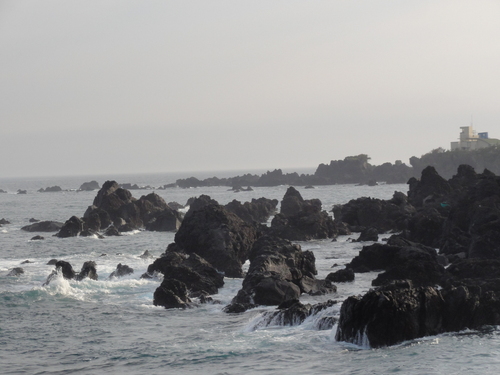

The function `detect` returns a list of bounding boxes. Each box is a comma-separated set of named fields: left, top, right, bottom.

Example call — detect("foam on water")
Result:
left=3, top=175, right=500, bottom=374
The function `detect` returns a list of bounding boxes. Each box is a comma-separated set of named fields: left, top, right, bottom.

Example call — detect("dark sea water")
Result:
left=1, top=172, right=500, bottom=374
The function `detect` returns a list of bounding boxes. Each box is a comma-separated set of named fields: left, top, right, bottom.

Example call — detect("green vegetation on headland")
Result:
left=169, top=146, right=500, bottom=188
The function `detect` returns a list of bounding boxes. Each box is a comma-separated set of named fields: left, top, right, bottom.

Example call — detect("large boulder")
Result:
left=147, top=248, right=224, bottom=296
left=92, top=180, right=142, bottom=230
left=336, top=192, right=415, bottom=233
left=109, top=263, right=134, bottom=278
left=407, top=166, right=452, bottom=208
left=21, top=221, right=64, bottom=232
left=224, top=197, right=278, bottom=224
left=78, top=180, right=100, bottom=191
left=153, top=278, right=192, bottom=309
left=270, top=187, right=337, bottom=241
left=56, top=216, right=84, bottom=238
left=347, top=237, right=445, bottom=287
left=174, top=198, right=258, bottom=278
left=225, top=235, right=336, bottom=312
left=251, top=299, right=338, bottom=330
left=335, top=282, right=500, bottom=348
left=75, top=261, right=98, bottom=281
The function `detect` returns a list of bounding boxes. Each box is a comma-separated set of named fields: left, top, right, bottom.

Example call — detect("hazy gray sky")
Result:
left=1, top=1, right=499, bottom=178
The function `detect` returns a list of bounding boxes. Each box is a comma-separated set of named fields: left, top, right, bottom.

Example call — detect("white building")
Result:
left=450, top=126, right=500, bottom=151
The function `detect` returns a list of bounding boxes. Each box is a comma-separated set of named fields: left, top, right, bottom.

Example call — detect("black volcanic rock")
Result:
left=147, top=249, right=224, bottom=296
left=174, top=197, right=258, bottom=278
left=347, top=237, right=445, bottom=287
left=153, top=278, right=192, bottom=309
left=75, top=261, right=98, bottom=281
left=78, top=180, right=100, bottom=191
left=270, top=187, right=337, bottom=241
left=224, top=197, right=278, bottom=224
left=407, top=166, right=452, bottom=208
left=7, top=267, right=24, bottom=276
left=109, top=263, right=134, bottom=278
left=21, top=221, right=64, bottom=232
left=336, top=192, right=415, bottom=233
left=56, top=216, right=84, bottom=238
left=38, top=186, right=62, bottom=193
left=225, top=235, right=335, bottom=312
left=253, top=299, right=338, bottom=330
left=336, top=282, right=500, bottom=348
left=326, top=268, right=355, bottom=283
left=55, top=260, right=76, bottom=279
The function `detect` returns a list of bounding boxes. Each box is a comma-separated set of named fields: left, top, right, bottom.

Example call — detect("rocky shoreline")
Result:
left=7, top=162, right=500, bottom=348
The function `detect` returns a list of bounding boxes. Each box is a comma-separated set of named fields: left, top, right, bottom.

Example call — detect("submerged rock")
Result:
left=21, top=221, right=64, bottom=232
left=251, top=299, right=338, bottom=330
left=7, top=267, right=24, bottom=276
left=109, top=263, right=134, bottom=278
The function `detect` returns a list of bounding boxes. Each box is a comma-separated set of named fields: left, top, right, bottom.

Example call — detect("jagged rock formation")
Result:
left=224, top=235, right=336, bottom=313
left=269, top=187, right=338, bottom=241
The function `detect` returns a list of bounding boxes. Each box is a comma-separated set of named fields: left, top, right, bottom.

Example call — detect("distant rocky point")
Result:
left=38, top=186, right=63, bottom=193
left=78, top=180, right=100, bottom=191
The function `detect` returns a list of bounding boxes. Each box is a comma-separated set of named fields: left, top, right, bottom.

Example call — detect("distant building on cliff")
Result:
left=450, top=125, right=500, bottom=151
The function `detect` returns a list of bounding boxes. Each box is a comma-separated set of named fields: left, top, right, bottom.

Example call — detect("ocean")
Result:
left=1, top=172, right=500, bottom=375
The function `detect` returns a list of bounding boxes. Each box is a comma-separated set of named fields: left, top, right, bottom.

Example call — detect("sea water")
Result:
left=1, top=172, right=500, bottom=375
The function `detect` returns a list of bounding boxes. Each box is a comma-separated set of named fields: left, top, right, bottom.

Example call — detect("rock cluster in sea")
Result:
left=335, top=165, right=500, bottom=347
left=30, top=162, right=500, bottom=349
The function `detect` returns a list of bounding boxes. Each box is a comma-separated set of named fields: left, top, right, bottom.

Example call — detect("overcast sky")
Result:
left=1, top=1, right=499, bottom=178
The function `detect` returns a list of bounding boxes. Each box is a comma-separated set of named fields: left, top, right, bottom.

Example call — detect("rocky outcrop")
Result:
left=7, top=267, right=24, bottom=276
left=149, top=249, right=224, bottom=309
left=75, top=261, right=98, bottom=281
left=250, top=299, right=338, bottom=330
left=347, top=237, right=445, bottom=287
left=78, top=180, right=100, bottom=191
left=38, top=186, right=62, bottom=193
left=326, top=268, right=355, bottom=283
left=57, top=181, right=183, bottom=237
left=109, top=263, right=134, bottom=278
left=224, top=198, right=278, bottom=224
left=225, top=235, right=336, bottom=312
left=56, top=216, right=84, bottom=238
left=269, top=187, right=337, bottom=241
left=21, top=221, right=64, bottom=232
left=335, top=192, right=415, bottom=233
left=153, top=279, right=192, bottom=309
left=174, top=197, right=258, bottom=278
left=50, top=260, right=97, bottom=281
left=55, top=260, right=76, bottom=279
left=336, top=282, right=500, bottom=348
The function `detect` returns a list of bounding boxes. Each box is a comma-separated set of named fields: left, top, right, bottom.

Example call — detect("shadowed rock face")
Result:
left=336, top=192, right=416, bottom=233
left=149, top=250, right=224, bottom=309
left=270, top=186, right=338, bottom=241
left=224, top=235, right=336, bottom=313
left=21, top=221, right=64, bottom=232
left=224, top=197, right=278, bottom=224
left=347, top=237, right=445, bottom=287
left=336, top=282, right=500, bottom=348
left=174, top=199, right=258, bottom=278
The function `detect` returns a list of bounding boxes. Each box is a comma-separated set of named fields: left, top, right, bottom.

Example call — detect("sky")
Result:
left=1, top=1, right=500, bottom=178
